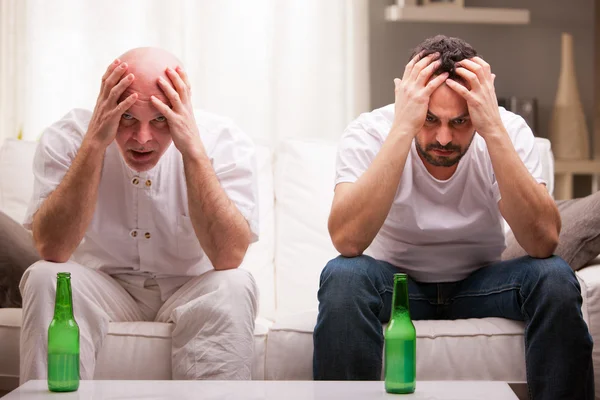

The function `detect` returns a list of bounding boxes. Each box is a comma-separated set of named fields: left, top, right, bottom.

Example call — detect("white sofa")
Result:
left=1, top=137, right=599, bottom=397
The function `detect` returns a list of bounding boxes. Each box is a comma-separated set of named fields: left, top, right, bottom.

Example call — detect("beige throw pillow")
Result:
left=0, top=210, right=40, bottom=307
left=502, top=191, right=600, bottom=271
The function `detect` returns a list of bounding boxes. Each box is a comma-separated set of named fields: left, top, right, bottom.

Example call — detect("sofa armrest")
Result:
left=575, top=257, right=600, bottom=400
left=576, top=257, right=600, bottom=299
left=576, top=258, right=600, bottom=324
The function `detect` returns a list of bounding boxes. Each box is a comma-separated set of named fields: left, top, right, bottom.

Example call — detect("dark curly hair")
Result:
left=409, top=35, right=477, bottom=81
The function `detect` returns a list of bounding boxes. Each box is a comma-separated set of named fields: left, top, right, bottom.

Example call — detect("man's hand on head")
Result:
left=445, top=57, right=506, bottom=139
left=392, top=52, right=449, bottom=137
left=86, top=59, right=138, bottom=149
left=151, top=67, right=204, bottom=160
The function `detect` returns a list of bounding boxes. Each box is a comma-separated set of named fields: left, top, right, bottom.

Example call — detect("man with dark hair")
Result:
left=313, top=35, right=594, bottom=399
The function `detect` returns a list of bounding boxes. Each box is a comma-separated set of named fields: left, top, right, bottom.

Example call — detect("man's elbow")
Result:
left=335, top=244, right=364, bottom=258
left=211, top=244, right=249, bottom=271
left=33, top=226, right=72, bottom=263
left=525, top=229, right=559, bottom=259
left=330, top=232, right=365, bottom=258
left=36, top=243, right=71, bottom=263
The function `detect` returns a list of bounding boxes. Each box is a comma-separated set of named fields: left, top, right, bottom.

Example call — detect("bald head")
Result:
left=118, top=47, right=183, bottom=103
left=111, top=48, right=185, bottom=172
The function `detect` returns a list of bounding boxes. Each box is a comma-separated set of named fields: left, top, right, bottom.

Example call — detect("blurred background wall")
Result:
left=0, top=0, right=370, bottom=147
left=1, top=0, right=599, bottom=197
left=370, top=0, right=594, bottom=143
left=369, top=0, right=596, bottom=197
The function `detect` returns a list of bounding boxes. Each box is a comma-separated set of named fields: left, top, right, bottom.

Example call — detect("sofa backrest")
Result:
left=272, top=137, right=555, bottom=317
left=0, top=136, right=555, bottom=319
left=0, top=138, right=278, bottom=319
left=0, top=139, right=38, bottom=224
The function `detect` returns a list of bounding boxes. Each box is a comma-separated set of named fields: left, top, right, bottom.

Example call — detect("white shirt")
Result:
left=24, top=108, right=259, bottom=298
left=336, top=105, right=545, bottom=283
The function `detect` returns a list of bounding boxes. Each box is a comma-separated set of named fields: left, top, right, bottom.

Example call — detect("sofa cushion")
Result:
left=0, top=308, right=270, bottom=392
left=0, top=211, right=40, bottom=308
left=576, top=259, right=600, bottom=400
left=0, top=308, right=20, bottom=391
left=272, top=138, right=556, bottom=318
left=0, top=139, right=38, bottom=224
left=273, top=139, right=339, bottom=317
left=240, top=145, right=276, bottom=320
left=0, top=138, right=276, bottom=321
left=264, top=311, right=526, bottom=382
left=96, top=318, right=270, bottom=381
left=502, top=191, right=600, bottom=270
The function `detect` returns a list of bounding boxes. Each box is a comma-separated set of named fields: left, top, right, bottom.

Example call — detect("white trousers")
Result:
left=19, top=261, right=258, bottom=383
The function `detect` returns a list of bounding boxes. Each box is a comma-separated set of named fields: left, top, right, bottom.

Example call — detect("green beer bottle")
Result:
left=384, top=273, right=416, bottom=394
left=47, top=272, right=80, bottom=392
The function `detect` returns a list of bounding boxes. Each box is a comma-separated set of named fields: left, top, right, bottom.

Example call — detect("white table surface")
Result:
left=3, top=380, right=519, bottom=399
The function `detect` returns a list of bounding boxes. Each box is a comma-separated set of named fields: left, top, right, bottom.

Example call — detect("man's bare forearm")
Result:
left=32, top=139, right=106, bottom=262
left=329, top=129, right=414, bottom=256
left=183, top=151, right=251, bottom=270
left=487, top=132, right=561, bottom=258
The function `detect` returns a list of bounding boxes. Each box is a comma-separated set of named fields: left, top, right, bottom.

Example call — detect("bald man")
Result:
left=19, top=48, right=259, bottom=382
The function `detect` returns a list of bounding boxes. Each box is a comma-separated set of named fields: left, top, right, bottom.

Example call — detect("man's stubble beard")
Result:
left=415, top=132, right=475, bottom=167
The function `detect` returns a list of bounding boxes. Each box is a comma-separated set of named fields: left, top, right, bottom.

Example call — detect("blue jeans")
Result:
left=313, top=255, right=594, bottom=400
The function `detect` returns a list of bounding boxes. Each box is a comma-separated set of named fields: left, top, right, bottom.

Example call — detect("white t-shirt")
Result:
left=336, top=104, right=545, bottom=283
left=24, top=108, right=259, bottom=297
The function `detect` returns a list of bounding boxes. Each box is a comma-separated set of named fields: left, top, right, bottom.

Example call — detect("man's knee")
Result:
left=527, top=255, right=576, bottom=281
left=318, top=255, right=380, bottom=306
left=20, top=260, right=92, bottom=302
left=206, top=268, right=258, bottom=317
left=321, top=255, right=378, bottom=284
left=19, top=260, right=61, bottom=294
left=525, top=256, right=581, bottom=301
left=219, top=268, right=258, bottom=299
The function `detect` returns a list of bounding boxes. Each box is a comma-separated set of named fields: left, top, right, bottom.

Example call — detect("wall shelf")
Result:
left=384, top=5, right=530, bottom=25
left=554, top=160, right=600, bottom=200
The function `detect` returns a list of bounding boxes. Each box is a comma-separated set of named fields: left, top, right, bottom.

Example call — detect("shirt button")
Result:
left=144, top=232, right=151, bottom=239
left=132, top=177, right=140, bottom=186
left=145, top=179, right=152, bottom=187
left=130, top=230, right=138, bottom=238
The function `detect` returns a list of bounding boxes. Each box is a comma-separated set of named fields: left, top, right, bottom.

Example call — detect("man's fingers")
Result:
left=150, top=96, right=175, bottom=119
left=157, top=77, right=183, bottom=111
left=394, top=78, right=401, bottom=90
left=166, top=68, right=189, bottom=102
left=115, top=93, right=138, bottom=114
left=176, top=66, right=191, bottom=91
left=470, top=56, right=492, bottom=75
left=445, top=78, right=471, bottom=100
left=102, top=62, right=129, bottom=98
left=108, top=74, right=135, bottom=103
left=402, top=51, right=425, bottom=81
left=457, top=58, right=489, bottom=82
left=424, top=72, right=449, bottom=96
left=416, top=60, right=442, bottom=86
left=101, top=59, right=121, bottom=83
left=454, top=66, right=480, bottom=90
left=409, top=52, right=439, bottom=82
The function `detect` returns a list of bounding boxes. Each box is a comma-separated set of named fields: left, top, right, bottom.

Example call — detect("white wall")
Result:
left=3, top=0, right=371, bottom=147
